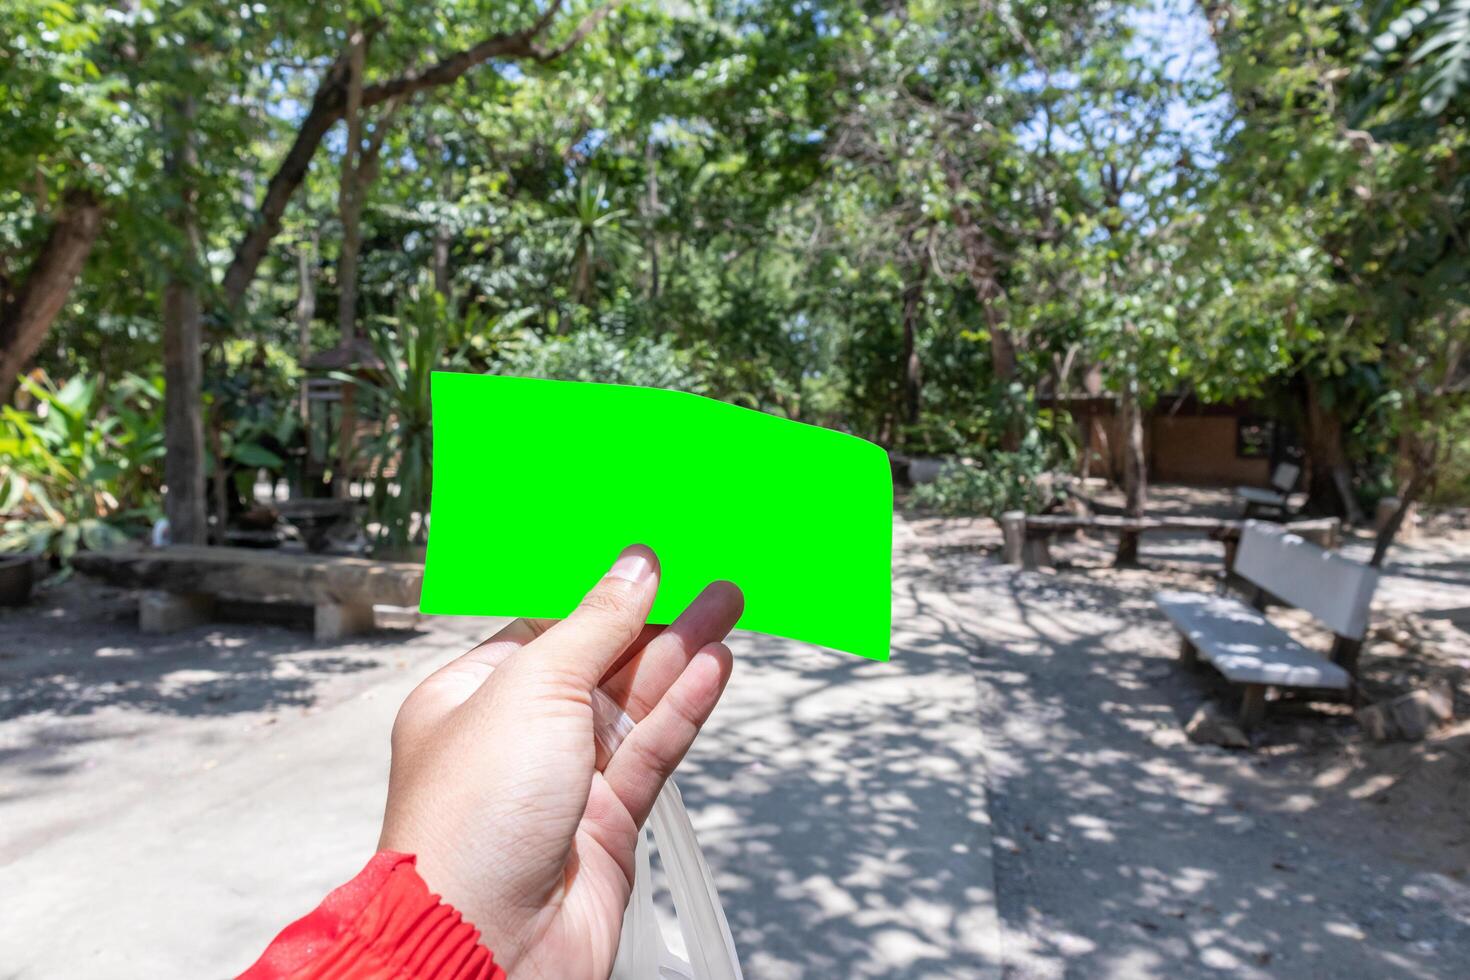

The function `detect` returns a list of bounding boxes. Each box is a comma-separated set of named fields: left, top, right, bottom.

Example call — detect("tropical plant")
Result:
left=545, top=178, right=637, bottom=308
left=350, top=281, right=470, bottom=552
left=206, top=341, right=303, bottom=509
left=0, top=371, right=164, bottom=561
left=1366, top=0, right=1470, bottom=114
left=505, top=328, right=708, bottom=393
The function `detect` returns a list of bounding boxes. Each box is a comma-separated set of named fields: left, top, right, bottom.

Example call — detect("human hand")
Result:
left=379, top=545, right=742, bottom=979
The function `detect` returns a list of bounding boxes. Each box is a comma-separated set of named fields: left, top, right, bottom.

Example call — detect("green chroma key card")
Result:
left=420, top=372, right=893, bottom=660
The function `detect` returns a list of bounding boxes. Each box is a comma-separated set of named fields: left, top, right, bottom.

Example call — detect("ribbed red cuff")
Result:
left=238, top=852, right=505, bottom=980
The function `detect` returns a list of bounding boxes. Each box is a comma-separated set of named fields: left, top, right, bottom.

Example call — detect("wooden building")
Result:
left=1048, top=394, right=1300, bottom=488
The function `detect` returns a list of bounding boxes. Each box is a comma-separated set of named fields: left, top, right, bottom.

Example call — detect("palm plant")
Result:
left=347, top=278, right=470, bottom=552
left=1367, top=0, right=1470, bottom=114
left=546, top=178, right=636, bottom=308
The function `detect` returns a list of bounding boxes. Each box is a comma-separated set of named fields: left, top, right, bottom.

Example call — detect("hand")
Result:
left=379, top=545, right=742, bottom=979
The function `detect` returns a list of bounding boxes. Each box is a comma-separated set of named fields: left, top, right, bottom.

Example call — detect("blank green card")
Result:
left=420, top=372, right=893, bottom=660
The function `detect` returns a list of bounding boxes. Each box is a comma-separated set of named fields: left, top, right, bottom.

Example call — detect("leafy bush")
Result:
left=910, top=432, right=1070, bottom=519
left=504, top=328, right=708, bottom=393
left=1427, top=405, right=1470, bottom=506
left=208, top=341, right=303, bottom=504
left=0, top=371, right=164, bottom=560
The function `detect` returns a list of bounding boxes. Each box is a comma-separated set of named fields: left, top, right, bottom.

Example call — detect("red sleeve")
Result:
left=238, top=852, right=506, bottom=980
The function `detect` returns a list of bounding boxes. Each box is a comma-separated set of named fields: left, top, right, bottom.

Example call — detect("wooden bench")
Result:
left=1154, top=522, right=1379, bottom=728
left=74, top=546, right=423, bottom=641
left=998, top=511, right=1340, bottom=571
left=1236, top=461, right=1302, bottom=519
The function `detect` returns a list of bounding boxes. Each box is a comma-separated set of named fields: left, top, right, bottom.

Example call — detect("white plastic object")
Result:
left=592, top=688, right=743, bottom=980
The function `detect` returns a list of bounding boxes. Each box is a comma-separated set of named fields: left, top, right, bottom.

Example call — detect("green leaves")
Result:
left=1367, top=0, right=1470, bottom=113
left=0, top=369, right=164, bottom=561
left=911, top=431, right=1074, bottom=519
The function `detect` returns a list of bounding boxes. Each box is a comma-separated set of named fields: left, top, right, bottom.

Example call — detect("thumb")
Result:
left=531, top=544, right=661, bottom=689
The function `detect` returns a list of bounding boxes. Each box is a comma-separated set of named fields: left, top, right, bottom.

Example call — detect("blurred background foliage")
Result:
left=0, top=0, right=1465, bottom=552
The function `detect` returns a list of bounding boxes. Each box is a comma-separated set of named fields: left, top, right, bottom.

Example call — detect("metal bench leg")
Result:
left=1239, top=684, right=1267, bottom=729
left=1330, top=637, right=1362, bottom=679
left=1179, top=636, right=1199, bottom=668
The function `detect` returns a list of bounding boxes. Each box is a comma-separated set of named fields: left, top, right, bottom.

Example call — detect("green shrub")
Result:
left=0, top=371, right=164, bottom=561
left=911, top=433, right=1069, bottom=519
left=505, top=328, right=708, bottom=393
left=1427, top=405, right=1470, bottom=506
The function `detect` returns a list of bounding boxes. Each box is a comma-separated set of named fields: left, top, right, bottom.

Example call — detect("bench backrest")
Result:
left=1270, top=461, right=1302, bottom=494
left=1235, top=521, right=1378, bottom=639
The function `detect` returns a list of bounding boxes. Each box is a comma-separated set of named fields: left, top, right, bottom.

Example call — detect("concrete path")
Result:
left=0, top=518, right=1001, bottom=978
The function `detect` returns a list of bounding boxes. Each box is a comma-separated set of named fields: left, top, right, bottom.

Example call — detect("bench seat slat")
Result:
left=1154, top=590, right=1351, bottom=691
left=1235, top=486, right=1288, bottom=507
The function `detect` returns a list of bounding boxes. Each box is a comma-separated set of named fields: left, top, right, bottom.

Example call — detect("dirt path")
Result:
left=912, top=510, right=1470, bottom=979
left=0, top=521, right=1002, bottom=978
left=7, top=501, right=1466, bottom=978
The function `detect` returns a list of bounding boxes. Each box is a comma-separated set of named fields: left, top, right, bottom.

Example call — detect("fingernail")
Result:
left=607, top=548, right=652, bottom=583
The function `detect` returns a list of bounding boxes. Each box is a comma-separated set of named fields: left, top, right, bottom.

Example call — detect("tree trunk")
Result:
left=1371, top=434, right=1438, bottom=566
left=1116, top=378, right=1147, bottom=565
left=0, top=189, right=104, bottom=403
left=219, top=5, right=620, bottom=315
left=337, top=30, right=367, bottom=346
left=1081, top=362, right=1109, bottom=481
left=426, top=131, right=453, bottom=296
left=432, top=226, right=452, bottom=296
left=295, top=232, right=317, bottom=428
left=644, top=137, right=660, bottom=300
left=222, top=46, right=357, bottom=310
left=331, top=49, right=401, bottom=501
left=1302, top=375, right=1366, bottom=523
left=941, top=158, right=1020, bottom=449
left=334, top=30, right=368, bottom=501
left=162, top=96, right=208, bottom=546
left=899, top=252, right=929, bottom=430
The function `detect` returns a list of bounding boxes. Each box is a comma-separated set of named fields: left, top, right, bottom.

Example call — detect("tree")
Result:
left=0, top=189, right=102, bottom=404
left=1206, top=0, right=1470, bottom=550
left=547, top=178, right=634, bottom=312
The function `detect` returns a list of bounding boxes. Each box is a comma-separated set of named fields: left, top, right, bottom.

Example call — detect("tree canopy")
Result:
left=1, top=0, right=1466, bottom=558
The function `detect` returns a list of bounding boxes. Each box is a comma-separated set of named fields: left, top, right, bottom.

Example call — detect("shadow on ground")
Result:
left=0, top=581, right=428, bottom=781
left=912, top=495, right=1470, bottom=979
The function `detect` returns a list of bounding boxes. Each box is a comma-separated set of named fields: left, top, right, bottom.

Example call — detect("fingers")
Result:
left=531, top=544, right=662, bottom=688
left=600, top=580, right=744, bottom=721
left=407, top=617, right=553, bottom=713
left=601, top=641, right=734, bottom=827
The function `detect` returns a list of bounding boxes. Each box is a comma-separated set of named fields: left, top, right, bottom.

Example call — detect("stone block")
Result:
left=314, top=600, right=376, bottom=641
left=1389, top=682, right=1454, bottom=741
left=1356, top=702, right=1395, bottom=741
left=1358, top=682, right=1454, bottom=742
left=139, top=591, right=215, bottom=633
left=1185, top=701, right=1250, bottom=748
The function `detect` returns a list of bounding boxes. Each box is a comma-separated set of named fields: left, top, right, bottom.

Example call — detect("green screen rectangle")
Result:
left=420, top=372, right=893, bottom=660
